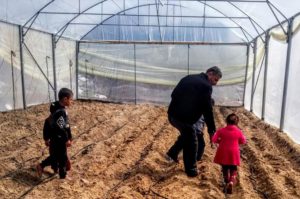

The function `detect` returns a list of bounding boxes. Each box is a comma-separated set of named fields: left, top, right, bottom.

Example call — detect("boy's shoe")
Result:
left=36, top=164, right=43, bottom=178
left=165, top=152, right=179, bottom=163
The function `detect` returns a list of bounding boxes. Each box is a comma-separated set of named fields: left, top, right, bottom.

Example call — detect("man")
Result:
left=166, top=66, right=222, bottom=177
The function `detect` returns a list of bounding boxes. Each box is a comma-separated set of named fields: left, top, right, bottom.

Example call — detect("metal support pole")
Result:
left=134, top=44, right=137, bottom=105
left=187, top=44, right=190, bottom=75
left=92, top=64, right=95, bottom=97
left=250, top=39, right=257, bottom=112
left=262, top=31, right=270, bottom=120
left=10, top=50, right=16, bottom=110
left=280, top=17, right=294, bottom=131
left=18, top=25, right=26, bottom=109
left=52, top=35, right=57, bottom=101
left=173, top=5, right=175, bottom=42
left=69, top=59, right=73, bottom=91
left=46, top=56, right=51, bottom=102
left=242, top=44, right=250, bottom=106
left=85, top=59, right=88, bottom=98
left=75, top=42, right=79, bottom=99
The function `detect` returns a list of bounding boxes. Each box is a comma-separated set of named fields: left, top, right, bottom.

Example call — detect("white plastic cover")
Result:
left=78, top=42, right=247, bottom=105
left=1, top=0, right=300, bottom=42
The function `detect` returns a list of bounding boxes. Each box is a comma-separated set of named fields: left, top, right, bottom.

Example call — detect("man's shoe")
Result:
left=186, top=170, right=198, bottom=177
left=59, top=167, right=67, bottom=179
left=166, top=152, right=179, bottom=163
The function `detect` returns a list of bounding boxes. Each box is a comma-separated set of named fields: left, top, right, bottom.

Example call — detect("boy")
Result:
left=194, top=98, right=215, bottom=161
left=36, top=88, right=73, bottom=179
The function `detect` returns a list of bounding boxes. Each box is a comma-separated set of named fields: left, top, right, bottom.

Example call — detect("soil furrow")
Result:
left=1, top=101, right=300, bottom=199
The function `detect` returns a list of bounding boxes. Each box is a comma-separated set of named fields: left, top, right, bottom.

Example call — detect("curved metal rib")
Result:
left=80, top=3, right=188, bottom=40
left=23, top=0, right=55, bottom=36
left=80, top=1, right=253, bottom=42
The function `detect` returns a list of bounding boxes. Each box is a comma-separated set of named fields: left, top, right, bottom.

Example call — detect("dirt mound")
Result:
left=0, top=101, right=300, bottom=199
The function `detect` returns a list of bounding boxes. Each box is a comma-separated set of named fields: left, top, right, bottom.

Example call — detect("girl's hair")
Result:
left=226, top=113, right=239, bottom=125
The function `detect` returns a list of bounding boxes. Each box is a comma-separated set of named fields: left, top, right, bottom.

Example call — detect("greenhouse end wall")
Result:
left=78, top=42, right=247, bottom=106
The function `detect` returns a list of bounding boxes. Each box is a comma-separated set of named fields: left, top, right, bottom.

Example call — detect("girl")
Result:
left=212, top=113, right=246, bottom=194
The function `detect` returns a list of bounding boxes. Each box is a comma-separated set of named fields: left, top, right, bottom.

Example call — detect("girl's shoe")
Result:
left=226, top=181, right=233, bottom=194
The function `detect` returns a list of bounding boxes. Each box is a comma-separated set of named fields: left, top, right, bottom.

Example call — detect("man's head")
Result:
left=58, top=88, right=73, bottom=107
left=206, top=66, right=222, bottom=86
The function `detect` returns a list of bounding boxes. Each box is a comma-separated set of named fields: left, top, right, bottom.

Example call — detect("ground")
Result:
left=0, top=100, right=300, bottom=199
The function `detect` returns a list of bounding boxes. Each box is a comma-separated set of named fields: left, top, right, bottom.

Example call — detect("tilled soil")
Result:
left=0, top=100, right=300, bottom=199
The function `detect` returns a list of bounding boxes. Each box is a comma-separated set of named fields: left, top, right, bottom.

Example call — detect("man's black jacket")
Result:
left=168, top=73, right=216, bottom=135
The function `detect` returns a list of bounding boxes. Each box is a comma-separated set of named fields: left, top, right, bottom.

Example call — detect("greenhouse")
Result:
left=1, top=0, right=300, bottom=198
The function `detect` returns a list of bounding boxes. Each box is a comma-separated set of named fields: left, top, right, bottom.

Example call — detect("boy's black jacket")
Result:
left=43, top=101, right=72, bottom=142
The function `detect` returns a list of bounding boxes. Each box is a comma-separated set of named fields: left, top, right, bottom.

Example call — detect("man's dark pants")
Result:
left=167, top=115, right=198, bottom=176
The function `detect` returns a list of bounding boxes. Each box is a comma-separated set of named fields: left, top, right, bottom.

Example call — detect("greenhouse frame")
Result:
left=1, top=0, right=300, bottom=143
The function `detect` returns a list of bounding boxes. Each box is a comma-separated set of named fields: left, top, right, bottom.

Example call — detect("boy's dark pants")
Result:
left=167, top=115, right=198, bottom=176
left=40, top=141, right=68, bottom=178
left=196, top=133, right=205, bottom=161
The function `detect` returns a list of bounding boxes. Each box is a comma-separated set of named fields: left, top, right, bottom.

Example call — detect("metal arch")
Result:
left=266, top=1, right=288, bottom=35
left=54, top=0, right=113, bottom=43
left=22, top=0, right=114, bottom=40
left=268, top=0, right=288, bottom=21
left=23, top=0, right=55, bottom=36
left=80, top=3, right=190, bottom=40
left=224, top=1, right=266, bottom=42
left=23, top=0, right=264, bottom=42
left=167, top=0, right=267, bottom=2
left=80, top=2, right=253, bottom=41
left=18, top=0, right=290, bottom=43
left=195, top=1, right=254, bottom=42
left=240, top=27, right=251, bottom=43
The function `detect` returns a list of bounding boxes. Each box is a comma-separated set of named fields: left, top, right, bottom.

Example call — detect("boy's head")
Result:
left=226, top=113, right=239, bottom=125
left=58, top=88, right=73, bottom=107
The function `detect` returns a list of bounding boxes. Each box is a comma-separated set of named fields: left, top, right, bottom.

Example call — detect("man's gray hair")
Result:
left=206, top=66, right=222, bottom=78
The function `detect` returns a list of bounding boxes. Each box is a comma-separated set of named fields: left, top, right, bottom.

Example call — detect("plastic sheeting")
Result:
left=23, top=29, right=55, bottom=106
left=78, top=42, right=247, bottom=105
left=1, top=1, right=300, bottom=42
left=244, top=18, right=300, bottom=143
left=55, top=38, right=77, bottom=97
left=0, top=22, right=77, bottom=111
left=252, top=38, right=266, bottom=118
left=263, top=31, right=287, bottom=128
left=0, top=22, right=23, bottom=111
left=78, top=43, right=135, bottom=103
left=284, top=17, right=300, bottom=144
